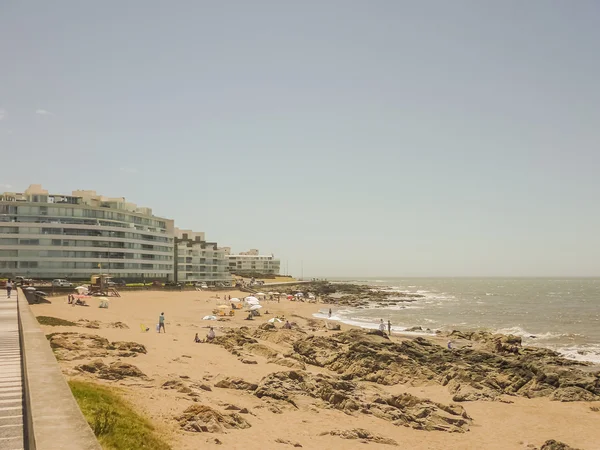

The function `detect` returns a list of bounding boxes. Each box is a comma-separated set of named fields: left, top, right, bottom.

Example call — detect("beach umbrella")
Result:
left=216, top=305, right=229, bottom=310
left=308, top=294, right=315, bottom=299
left=287, top=295, right=293, bottom=300
left=256, top=292, right=266, bottom=297
left=267, top=292, right=274, bottom=295
left=295, top=292, right=304, bottom=297
left=230, top=298, right=241, bottom=303
left=250, top=304, right=263, bottom=311
left=268, top=317, right=283, bottom=323
left=202, top=315, right=217, bottom=320
left=245, top=296, right=259, bottom=302
left=272, top=292, right=280, bottom=295
left=75, top=285, right=88, bottom=292
left=25, top=287, right=36, bottom=291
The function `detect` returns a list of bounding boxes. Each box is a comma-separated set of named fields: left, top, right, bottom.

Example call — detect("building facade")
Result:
left=174, top=229, right=231, bottom=286
left=224, top=248, right=281, bottom=276
left=0, top=185, right=175, bottom=281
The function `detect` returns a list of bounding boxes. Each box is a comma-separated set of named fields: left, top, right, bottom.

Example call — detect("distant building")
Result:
left=174, top=229, right=231, bottom=286
left=0, top=184, right=174, bottom=281
left=224, top=248, right=281, bottom=276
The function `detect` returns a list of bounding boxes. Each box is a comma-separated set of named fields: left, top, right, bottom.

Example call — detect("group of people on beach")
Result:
left=379, top=318, right=392, bottom=336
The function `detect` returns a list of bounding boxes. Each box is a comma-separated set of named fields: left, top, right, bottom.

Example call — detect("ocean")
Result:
left=313, top=278, right=600, bottom=364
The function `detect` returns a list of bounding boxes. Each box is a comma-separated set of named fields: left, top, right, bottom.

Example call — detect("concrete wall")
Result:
left=17, top=288, right=101, bottom=450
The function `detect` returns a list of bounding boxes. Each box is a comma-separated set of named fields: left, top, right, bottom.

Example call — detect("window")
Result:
left=0, top=238, right=18, bottom=245
left=20, top=239, right=40, bottom=245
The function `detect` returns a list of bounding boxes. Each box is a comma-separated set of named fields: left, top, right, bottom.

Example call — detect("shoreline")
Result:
left=29, top=289, right=600, bottom=450
left=307, top=281, right=600, bottom=365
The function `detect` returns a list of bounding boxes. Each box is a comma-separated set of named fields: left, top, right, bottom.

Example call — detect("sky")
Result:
left=1, top=1, right=599, bottom=277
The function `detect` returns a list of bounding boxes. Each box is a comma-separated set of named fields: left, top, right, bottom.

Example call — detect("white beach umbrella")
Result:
left=256, top=292, right=266, bottom=297
left=250, top=304, right=263, bottom=311
left=216, top=305, right=229, bottom=310
left=230, top=298, right=241, bottom=303
left=75, top=286, right=89, bottom=294
left=202, top=315, right=217, bottom=320
left=272, top=292, right=280, bottom=295
left=245, top=296, right=259, bottom=303
left=268, top=317, right=283, bottom=323
left=267, top=291, right=274, bottom=295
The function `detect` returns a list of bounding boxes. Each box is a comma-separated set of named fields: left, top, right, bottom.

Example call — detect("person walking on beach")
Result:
left=158, top=312, right=166, bottom=333
left=328, top=308, right=332, bottom=318
left=379, top=319, right=386, bottom=334
left=387, top=319, right=392, bottom=336
left=5, top=279, right=13, bottom=298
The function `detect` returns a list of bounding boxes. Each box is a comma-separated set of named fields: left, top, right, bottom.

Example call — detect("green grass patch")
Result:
left=69, top=380, right=171, bottom=450
left=37, top=316, right=77, bottom=327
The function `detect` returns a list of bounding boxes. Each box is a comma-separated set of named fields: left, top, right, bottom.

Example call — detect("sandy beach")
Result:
left=31, top=289, right=600, bottom=450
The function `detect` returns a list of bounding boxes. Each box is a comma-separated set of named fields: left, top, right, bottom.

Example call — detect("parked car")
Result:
left=107, top=279, right=126, bottom=287
left=15, top=276, right=33, bottom=286
left=52, top=279, right=72, bottom=287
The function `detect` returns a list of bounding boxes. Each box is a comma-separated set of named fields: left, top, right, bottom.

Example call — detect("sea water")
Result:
left=313, top=278, right=600, bottom=364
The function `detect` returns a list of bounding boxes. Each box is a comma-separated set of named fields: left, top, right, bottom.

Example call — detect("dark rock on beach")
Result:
left=176, top=404, right=251, bottom=433
left=289, top=329, right=600, bottom=402
left=320, top=428, right=398, bottom=446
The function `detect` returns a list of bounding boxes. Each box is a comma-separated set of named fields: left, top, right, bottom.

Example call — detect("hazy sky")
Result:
left=1, top=1, right=599, bottom=277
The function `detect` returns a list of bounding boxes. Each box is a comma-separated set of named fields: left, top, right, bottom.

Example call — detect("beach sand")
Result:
left=31, top=290, right=600, bottom=450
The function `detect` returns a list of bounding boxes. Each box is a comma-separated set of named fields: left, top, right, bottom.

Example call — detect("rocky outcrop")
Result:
left=538, top=440, right=581, bottom=450
left=176, top=404, right=251, bottom=433
left=48, top=333, right=110, bottom=360
left=75, top=359, right=146, bottom=380
left=108, top=341, right=147, bottom=357
left=290, top=329, right=600, bottom=402
left=214, top=377, right=258, bottom=391
left=252, top=326, right=308, bottom=345
left=550, top=387, right=598, bottom=402
left=209, top=328, right=258, bottom=355
left=254, top=370, right=470, bottom=432
left=321, top=429, right=398, bottom=446
left=48, top=333, right=148, bottom=361
left=369, top=394, right=471, bottom=433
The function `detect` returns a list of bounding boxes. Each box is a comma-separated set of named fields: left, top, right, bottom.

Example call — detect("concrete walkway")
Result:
left=0, top=290, right=24, bottom=450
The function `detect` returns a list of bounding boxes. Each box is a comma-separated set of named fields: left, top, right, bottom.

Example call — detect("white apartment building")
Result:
left=0, top=184, right=175, bottom=281
left=175, top=228, right=231, bottom=286
left=224, top=248, right=281, bottom=276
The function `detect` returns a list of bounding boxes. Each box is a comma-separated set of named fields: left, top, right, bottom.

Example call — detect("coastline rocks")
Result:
left=252, top=327, right=308, bottom=345
left=48, top=333, right=110, bottom=360
left=210, top=328, right=258, bottom=354
left=290, top=329, right=600, bottom=402
left=47, top=333, right=147, bottom=360
left=214, top=377, right=258, bottom=391
left=75, top=360, right=146, bottom=380
left=539, top=440, right=581, bottom=450
left=369, top=394, right=471, bottom=433
left=320, top=429, right=398, bottom=446
left=254, top=370, right=471, bottom=432
left=108, top=341, right=147, bottom=356
left=550, top=387, right=597, bottom=402
left=176, top=404, right=251, bottom=433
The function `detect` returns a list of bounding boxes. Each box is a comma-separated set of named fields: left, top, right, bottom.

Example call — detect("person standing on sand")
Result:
left=6, top=279, right=13, bottom=298
left=158, top=312, right=166, bottom=333
left=387, top=319, right=392, bottom=336
left=328, top=308, right=332, bottom=318
left=379, top=319, right=386, bottom=333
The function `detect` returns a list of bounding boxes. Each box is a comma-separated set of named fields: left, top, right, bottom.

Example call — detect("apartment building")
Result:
left=0, top=184, right=175, bottom=281
left=224, top=248, right=281, bottom=275
left=174, top=228, right=231, bottom=286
